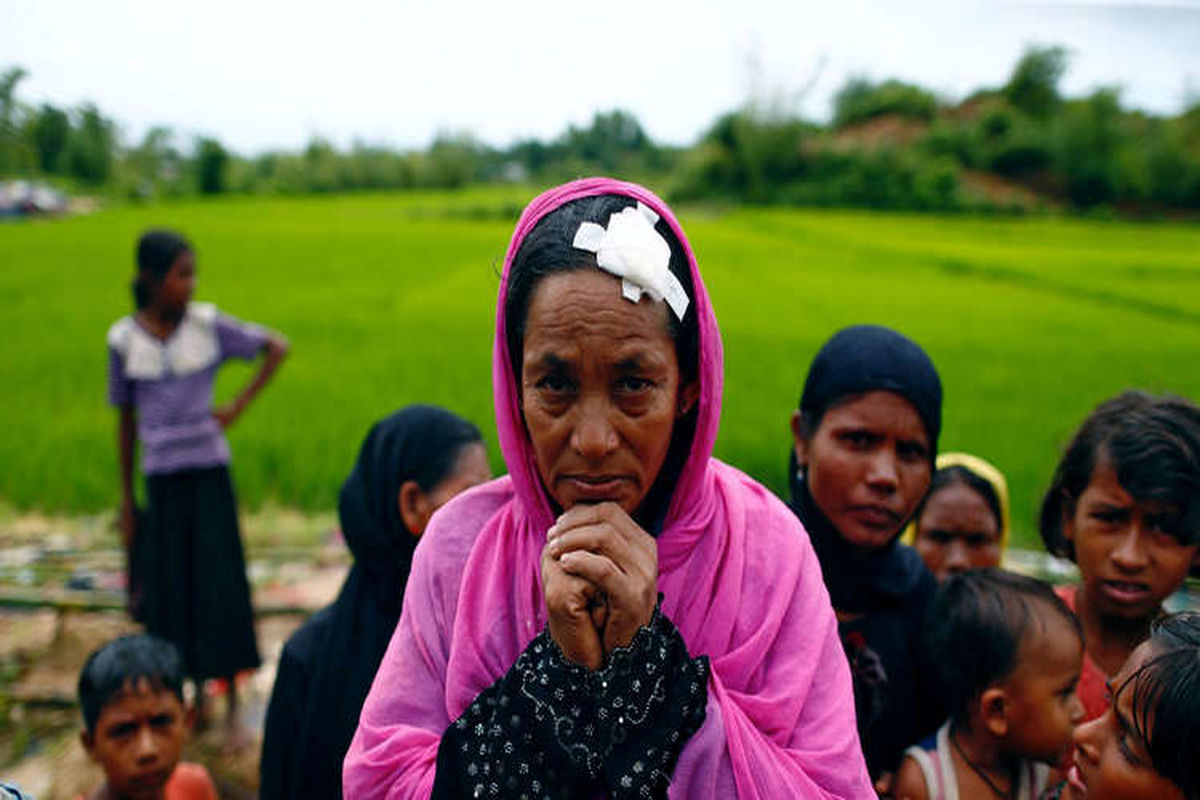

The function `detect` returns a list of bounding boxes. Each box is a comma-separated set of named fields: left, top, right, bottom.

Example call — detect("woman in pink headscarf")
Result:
left=343, top=179, right=872, bottom=799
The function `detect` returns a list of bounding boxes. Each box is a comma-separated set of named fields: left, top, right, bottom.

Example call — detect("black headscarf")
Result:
left=799, top=324, right=941, bottom=452
left=788, top=324, right=941, bottom=613
left=261, top=406, right=483, bottom=799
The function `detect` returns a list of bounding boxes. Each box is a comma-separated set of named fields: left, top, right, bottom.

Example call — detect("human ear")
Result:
left=398, top=480, right=430, bottom=536
left=676, top=380, right=700, bottom=418
left=791, top=410, right=810, bottom=469
left=980, top=687, right=1009, bottom=737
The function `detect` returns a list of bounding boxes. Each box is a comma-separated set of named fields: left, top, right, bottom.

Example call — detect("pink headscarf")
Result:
left=344, top=178, right=873, bottom=798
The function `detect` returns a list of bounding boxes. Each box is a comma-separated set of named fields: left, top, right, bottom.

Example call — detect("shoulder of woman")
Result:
left=187, top=301, right=219, bottom=323
left=420, top=476, right=516, bottom=557
left=106, top=315, right=136, bottom=350
left=711, top=459, right=807, bottom=540
left=706, top=459, right=820, bottom=585
left=281, top=604, right=336, bottom=666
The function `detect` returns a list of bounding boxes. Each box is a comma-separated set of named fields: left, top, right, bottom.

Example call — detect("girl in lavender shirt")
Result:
left=107, top=229, right=288, bottom=738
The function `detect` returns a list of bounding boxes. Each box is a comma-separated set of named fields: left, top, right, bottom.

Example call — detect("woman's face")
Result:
left=1065, top=457, right=1199, bottom=622
left=1068, top=642, right=1185, bottom=800
left=428, top=442, right=492, bottom=509
left=914, top=480, right=1002, bottom=580
left=520, top=269, right=697, bottom=516
left=792, top=390, right=932, bottom=550
left=401, top=442, right=492, bottom=535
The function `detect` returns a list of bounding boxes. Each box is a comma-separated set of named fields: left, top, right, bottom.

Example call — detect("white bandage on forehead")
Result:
left=572, top=202, right=690, bottom=321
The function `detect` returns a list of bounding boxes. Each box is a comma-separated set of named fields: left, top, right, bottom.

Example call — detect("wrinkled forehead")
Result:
left=524, top=269, right=674, bottom=337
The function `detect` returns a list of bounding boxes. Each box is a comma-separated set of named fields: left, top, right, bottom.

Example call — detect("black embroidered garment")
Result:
left=431, top=607, right=709, bottom=800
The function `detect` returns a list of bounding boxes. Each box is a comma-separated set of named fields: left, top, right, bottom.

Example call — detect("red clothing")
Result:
left=1056, top=585, right=1110, bottom=722
left=77, top=762, right=217, bottom=800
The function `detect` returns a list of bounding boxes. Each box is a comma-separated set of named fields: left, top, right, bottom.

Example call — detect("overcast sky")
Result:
left=3, top=0, right=1199, bottom=155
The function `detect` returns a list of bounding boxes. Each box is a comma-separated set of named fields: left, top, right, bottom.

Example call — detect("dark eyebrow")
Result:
left=530, top=353, right=570, bottom=372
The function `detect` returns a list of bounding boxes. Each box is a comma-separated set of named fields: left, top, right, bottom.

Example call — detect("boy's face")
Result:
left=81, top=679, right=188, bottom=800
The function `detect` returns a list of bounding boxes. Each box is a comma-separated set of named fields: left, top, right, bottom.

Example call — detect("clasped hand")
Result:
left=540, top=502, right=658, bottom=671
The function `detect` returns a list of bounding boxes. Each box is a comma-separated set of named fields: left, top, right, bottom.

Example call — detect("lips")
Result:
left=562, top=474, right=631, bottom=502
left=1099, top=579, right=1152, bottom=606
left=849, top=505, right=901, bottom=529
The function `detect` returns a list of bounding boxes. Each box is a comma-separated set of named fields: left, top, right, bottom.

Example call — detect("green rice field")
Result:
left=3, top=186, right=1199, bottom=549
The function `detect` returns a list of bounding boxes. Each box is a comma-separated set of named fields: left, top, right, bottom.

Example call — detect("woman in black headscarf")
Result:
left=260, top=405, right=490, bottom=800
left=787, top=324, right=943, bottom=791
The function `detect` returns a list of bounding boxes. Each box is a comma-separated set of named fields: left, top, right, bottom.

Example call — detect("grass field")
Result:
left=2, top=186, right=1199, bottom=549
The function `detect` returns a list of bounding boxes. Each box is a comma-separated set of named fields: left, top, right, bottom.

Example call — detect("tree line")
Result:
left=2, top=47, right=1199, bottom=213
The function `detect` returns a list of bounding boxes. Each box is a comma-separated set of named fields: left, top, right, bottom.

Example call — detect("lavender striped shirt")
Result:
left=107, top=303, right=268, bottom=476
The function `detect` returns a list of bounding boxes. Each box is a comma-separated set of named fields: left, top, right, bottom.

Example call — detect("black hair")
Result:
left=504, top=194, right=698, bottom=386
left=410, top=416, right=483, bottom=494
left=922, top=568, right=1082, bottom=726
left=133, top=229, right=191, bottom=310
left=78, top=634, right=184, bottom=733
left=1123, top=612, right=1200, bottom=799
left=915, top=465, right=1005, bottom=534
left=1039, top=391, right=1200, bottom=568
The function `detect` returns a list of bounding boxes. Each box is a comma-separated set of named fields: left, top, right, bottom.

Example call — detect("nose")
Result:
left=134, top=726, right=160, bottom=765
left=1072, top=716, right=1103, bottom=764
left=569, top=396, right=619, bottom=461
left=943, top=539, right=970, bottom=574
left=864, top=450, right=899, bottom=493
left=1110, top=524, right=1149, bottom=572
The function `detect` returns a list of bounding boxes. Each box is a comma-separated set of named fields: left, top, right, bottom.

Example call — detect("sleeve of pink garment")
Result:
left=343, top=468, right=874, bottom=799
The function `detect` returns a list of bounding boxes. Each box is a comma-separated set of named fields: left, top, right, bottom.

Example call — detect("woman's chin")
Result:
left=837, top=522, right=901, bottom=552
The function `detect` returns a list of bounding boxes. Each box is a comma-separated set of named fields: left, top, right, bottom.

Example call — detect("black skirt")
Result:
left=140, top=465, right=261, bottom=680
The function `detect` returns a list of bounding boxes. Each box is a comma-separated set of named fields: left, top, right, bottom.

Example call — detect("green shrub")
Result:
left=833, top=78, right=940, bottom=128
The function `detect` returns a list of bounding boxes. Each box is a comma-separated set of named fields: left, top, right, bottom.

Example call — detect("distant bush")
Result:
left=195, top=138, right=227, bottom=194
left=833, top=78, right=940, bottom=129
left=672, top=111, right=812, bottom=203
left=1004, top=46, right=1067, bottom=119
left=778, top=148, right=961, bottom=211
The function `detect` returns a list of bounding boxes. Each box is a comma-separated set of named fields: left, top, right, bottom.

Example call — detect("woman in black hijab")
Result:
left=788, top=325, right=943, bottom=790
left=260, top=405, right=490, bottom=800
